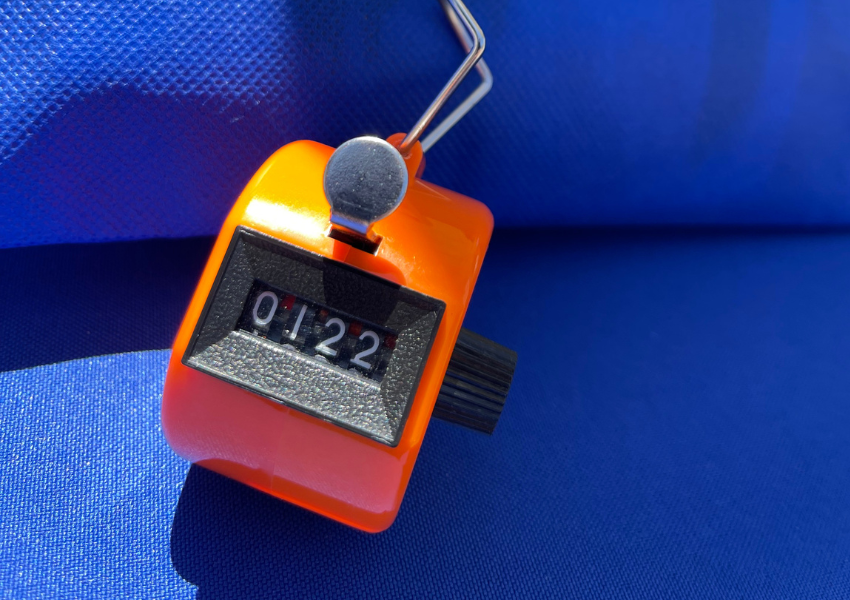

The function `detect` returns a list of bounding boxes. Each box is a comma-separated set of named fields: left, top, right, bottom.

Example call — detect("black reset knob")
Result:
left=432, top=328, right=517, bottom=434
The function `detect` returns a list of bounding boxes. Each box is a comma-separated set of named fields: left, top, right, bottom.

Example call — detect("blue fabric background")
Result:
left=3, top=232, right=850, bottom=598
left=3, top=0, right=850, bottom=597
left=1, top=0, right=849, bottom=249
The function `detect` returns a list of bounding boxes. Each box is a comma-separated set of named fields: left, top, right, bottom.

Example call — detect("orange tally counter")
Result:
left=162, top=137, right=495, bottom=532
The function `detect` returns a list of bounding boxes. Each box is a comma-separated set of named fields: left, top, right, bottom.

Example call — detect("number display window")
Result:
left=238, top=281, right=397, bottom=383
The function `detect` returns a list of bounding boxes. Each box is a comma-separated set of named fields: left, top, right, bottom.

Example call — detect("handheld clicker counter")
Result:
left=161, top=0, right=516, bottom=532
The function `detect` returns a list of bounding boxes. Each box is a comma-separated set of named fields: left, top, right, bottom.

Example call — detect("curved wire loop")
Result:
left=397, top=0, right=492, bottom=156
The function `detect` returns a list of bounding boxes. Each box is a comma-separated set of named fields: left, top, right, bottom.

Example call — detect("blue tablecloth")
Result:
left=3, top=231, right=849, bottom=598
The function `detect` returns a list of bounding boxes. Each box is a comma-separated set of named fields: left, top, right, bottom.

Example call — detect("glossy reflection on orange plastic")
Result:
left=161, top=136, right=493, bottom=532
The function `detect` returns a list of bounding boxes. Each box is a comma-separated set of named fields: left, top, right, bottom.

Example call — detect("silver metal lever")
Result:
left=420, top=0, right=493, bottom=153
left=322, top=0, right=493, bottom=248
left=323, top=136, right=408, bottom=237
left=397, top=0, right=491, bottom=156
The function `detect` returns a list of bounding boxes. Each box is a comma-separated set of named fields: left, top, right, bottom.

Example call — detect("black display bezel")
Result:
left=182, top=226, right=444, bottom=446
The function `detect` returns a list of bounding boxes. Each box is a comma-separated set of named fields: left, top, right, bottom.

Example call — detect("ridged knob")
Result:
left=433, top=328, right=517, bottom=434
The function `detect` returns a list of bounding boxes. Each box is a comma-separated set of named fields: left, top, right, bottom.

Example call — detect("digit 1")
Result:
left=289, top=304, right=308, bottom=340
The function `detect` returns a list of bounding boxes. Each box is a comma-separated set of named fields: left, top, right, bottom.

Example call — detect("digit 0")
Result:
left=252, top=291, right=278, bottom=326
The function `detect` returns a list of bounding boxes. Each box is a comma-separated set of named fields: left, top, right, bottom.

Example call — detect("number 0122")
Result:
left=236, top=280, right=397, bottom=383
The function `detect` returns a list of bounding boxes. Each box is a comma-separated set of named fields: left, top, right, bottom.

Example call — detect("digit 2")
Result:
left=315, top=318, right=346, bottom=357
left=352, top=331, right=380, bottom=369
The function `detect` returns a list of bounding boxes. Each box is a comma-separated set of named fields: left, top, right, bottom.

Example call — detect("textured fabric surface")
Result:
left=2, top=0, right=849, bottom=249
left=0, top=351, right=193, bottom=599
left=3, top=231, right=850, bottom=598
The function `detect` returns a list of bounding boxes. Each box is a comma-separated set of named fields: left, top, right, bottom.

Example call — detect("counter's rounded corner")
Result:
left=413, top=178, right=494, bottom=240
left=235, top=139, right=334, bottom=202
left=476, top=199, right=495, bottom=235
left=456, top=190, right=495, bottom=240
left=358, top=509, right=400, bottom=534
left=332, top=496, right=403, bottom=534
left=263, top=139, right=334, bottom=173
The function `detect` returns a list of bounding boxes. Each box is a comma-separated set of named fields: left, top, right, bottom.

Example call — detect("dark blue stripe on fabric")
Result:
left=0, top=237, right=212, bottom=372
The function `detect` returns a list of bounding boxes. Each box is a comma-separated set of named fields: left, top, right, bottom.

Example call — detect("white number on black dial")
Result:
left=316, top=318, right=346, bottom=357
left=238, top=281, right=396, bottom=382
left=252, top=291, right=278, bottom=326
left=352, top=330, right=380, bottom=369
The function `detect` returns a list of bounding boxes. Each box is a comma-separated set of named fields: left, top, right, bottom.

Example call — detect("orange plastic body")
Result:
left=161, top=137, right=493, bottom=532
